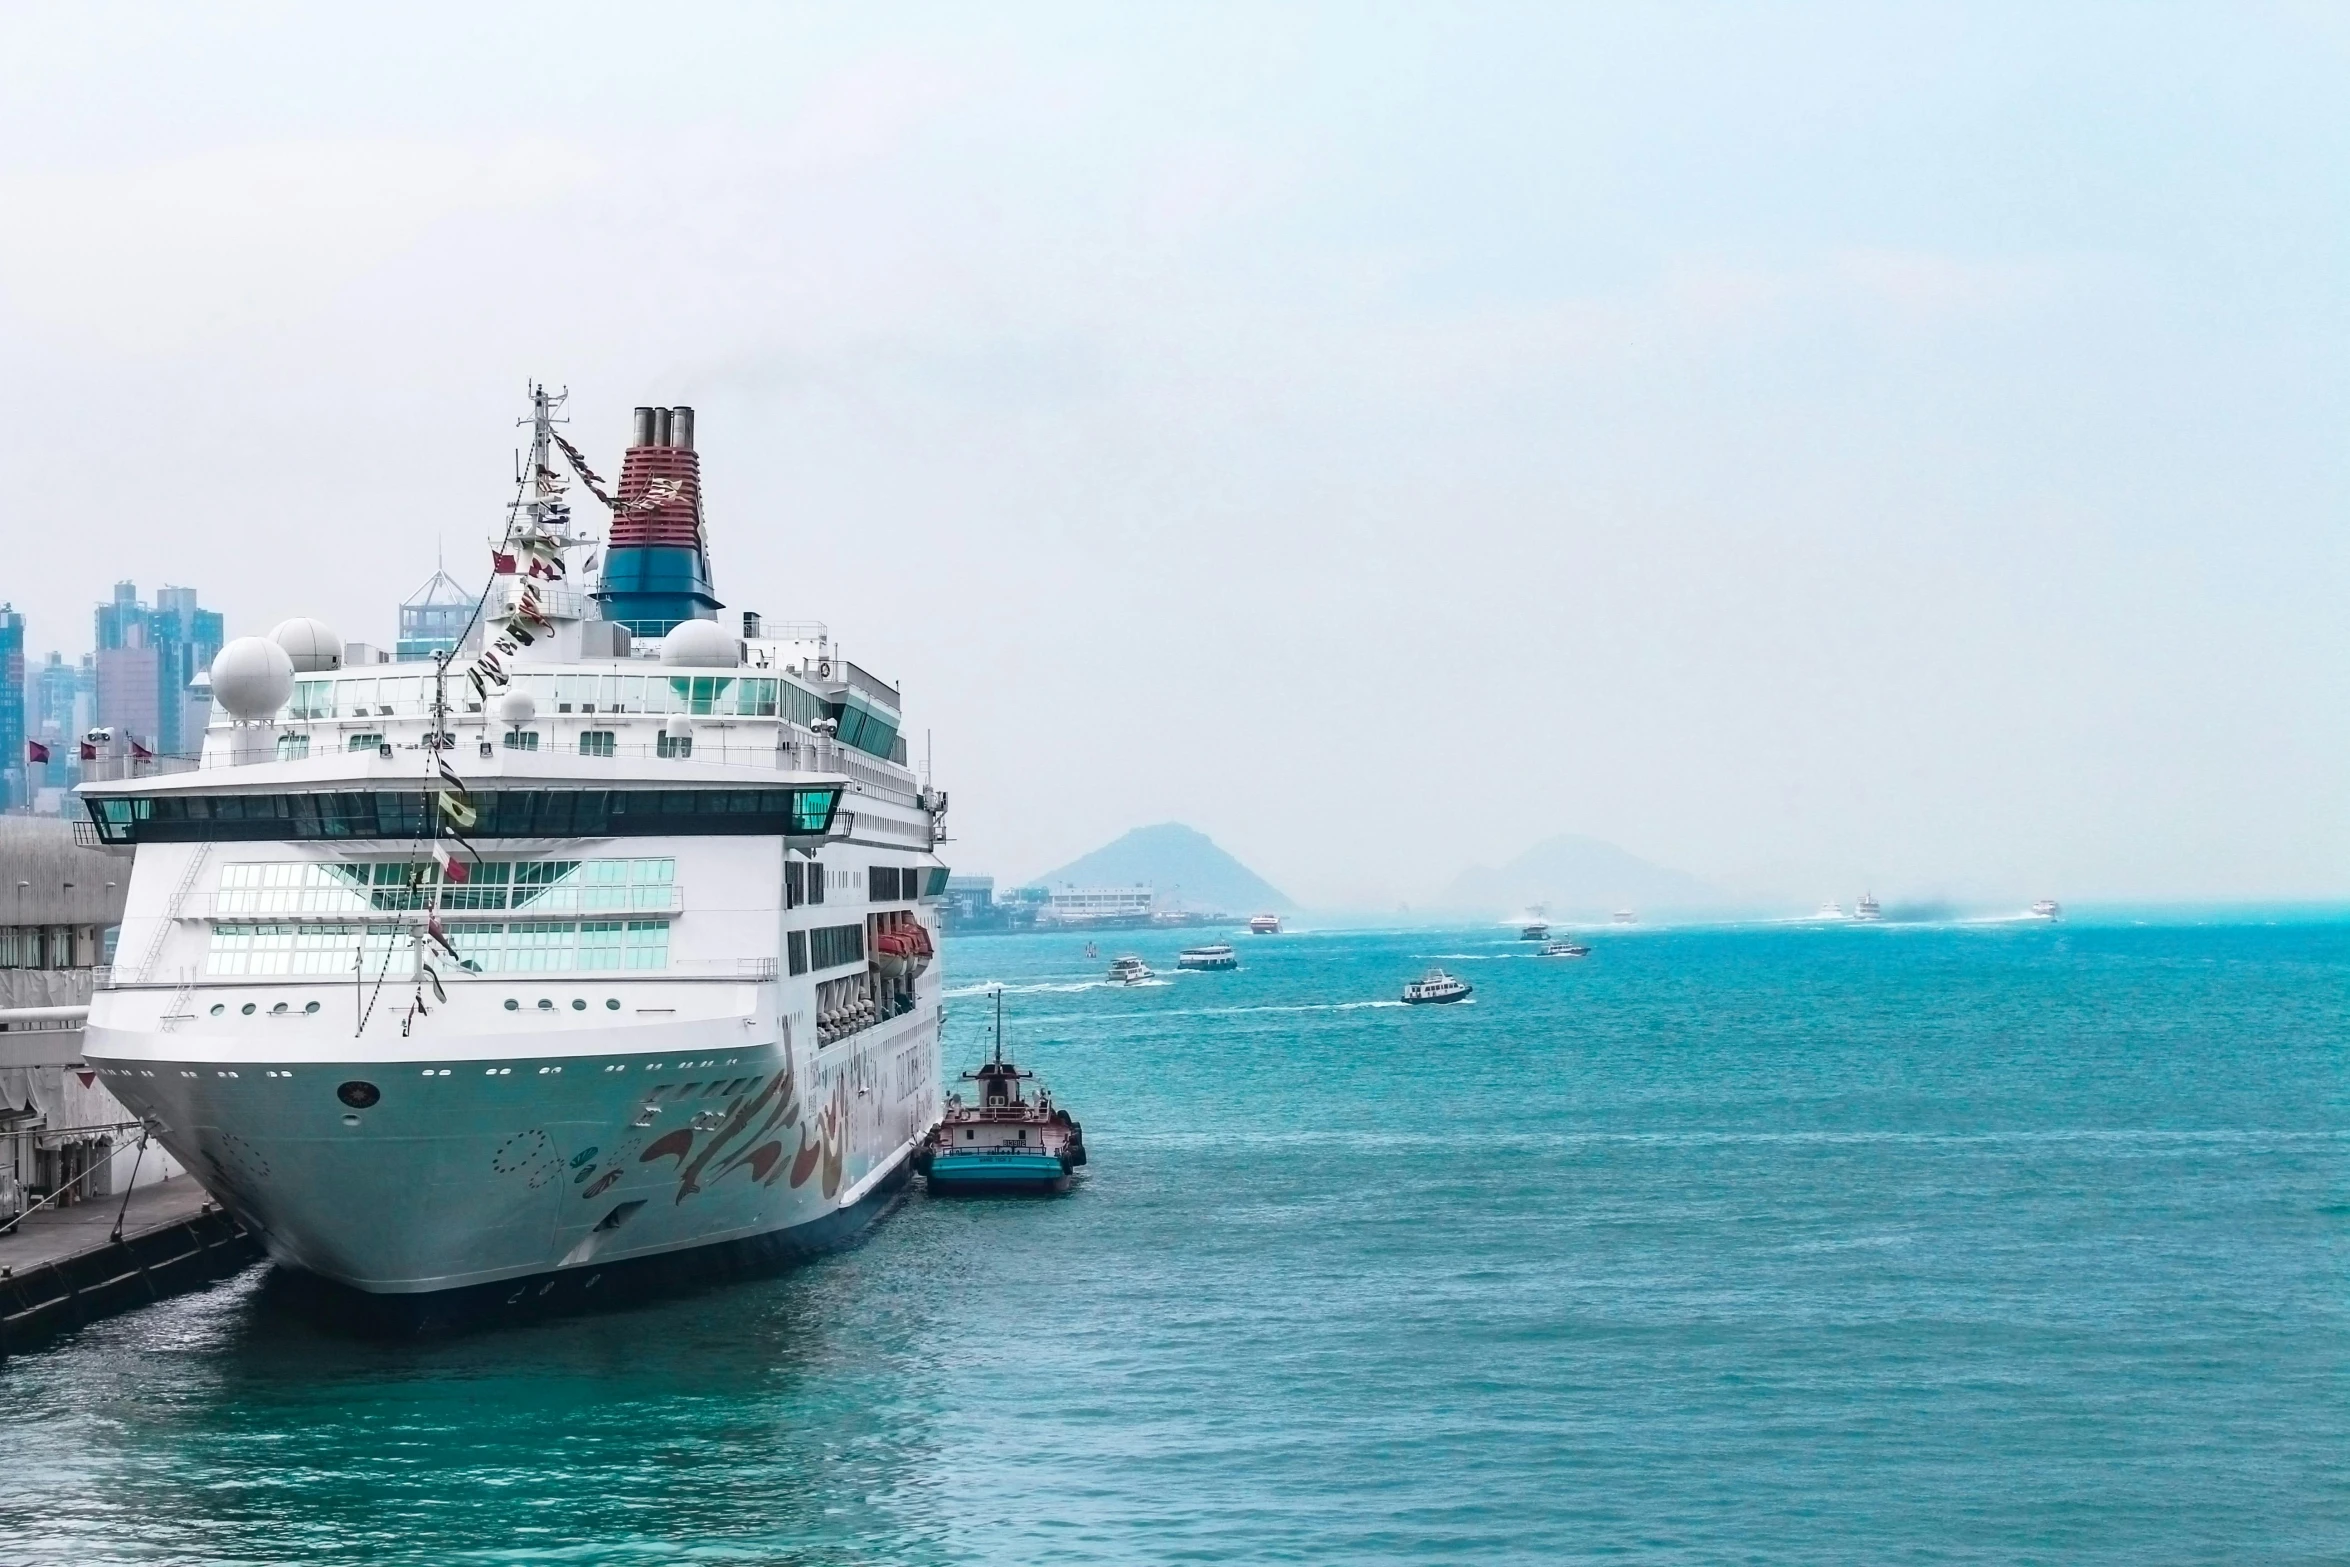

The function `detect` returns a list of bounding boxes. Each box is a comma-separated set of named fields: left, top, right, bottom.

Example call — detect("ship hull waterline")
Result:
left=84, top=1005, right=942, bottom=1333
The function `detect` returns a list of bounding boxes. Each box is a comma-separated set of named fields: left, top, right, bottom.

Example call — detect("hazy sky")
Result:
left=2, top=4, right=2343, bottom=908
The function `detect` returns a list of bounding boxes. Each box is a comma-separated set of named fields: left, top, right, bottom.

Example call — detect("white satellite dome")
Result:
left=268, top=617, right=343, bottom=673
left=210, top=638, right=296, bottom=722
left=662, top=714, right=696, bottom=741
left=658, top=617, right=739, bottom=668
left=491, top=689, right=537, bottom=726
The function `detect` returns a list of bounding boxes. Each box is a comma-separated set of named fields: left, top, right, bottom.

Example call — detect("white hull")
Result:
left=87, top=984, right=940, bottom=1295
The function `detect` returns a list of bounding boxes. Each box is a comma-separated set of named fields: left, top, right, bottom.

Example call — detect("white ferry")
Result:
left=1176, top=944, right=1237, bottom=971
left=1853, top=894, right=1883, bottom=922
left=77, top=392, right=948, bottom=1324
left=1247, top=914, right=1281, bottom=935
left=1400, top=968, right=1472, bottom=1005
left=1106, top=955, right=1154, bottom=985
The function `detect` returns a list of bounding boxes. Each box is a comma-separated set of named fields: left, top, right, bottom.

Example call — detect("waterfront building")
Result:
left=1037, top=885, right=1156, bottom=926
left=942, top=875, right=996, bottom=922
left=396, top=567, right=482, bottom=661
left=0, top=818, right=170, bottom=1215
left=94, top=582, right=223, bottom=759
left=0, top=606, right=22, bottom=810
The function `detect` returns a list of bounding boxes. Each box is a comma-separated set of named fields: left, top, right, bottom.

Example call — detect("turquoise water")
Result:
left=1, top=919, right=2343, bottom=1564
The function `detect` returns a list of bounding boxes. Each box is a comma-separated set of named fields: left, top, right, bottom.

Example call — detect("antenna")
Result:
left=993, top=986, right=1003, bottom=1063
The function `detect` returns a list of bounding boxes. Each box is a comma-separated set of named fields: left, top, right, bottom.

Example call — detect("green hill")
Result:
left=1027, top=824, right=1295, bottom=914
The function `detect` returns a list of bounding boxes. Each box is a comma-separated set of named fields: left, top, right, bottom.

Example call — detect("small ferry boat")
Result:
left=1401, top=968, right=1472, bottom=1005
left=1612, top=909, right=1637, bottom=925
left=1813, top=901, right=1847, bottom=921
left=1106, top=955, right=1154, bottom=984
left=1519, top=920, right=1550, bottom=941
left=916, top=991, right=1085, bottom=1195
left=1853, top=893, right=1883, bottom=922
left=1177, top=943, right=1238, bottom=971
left=1248, top=914, right=1281, bottom=935
left=2030, top=899, right=2063, bottom=921
left=1542, top=940, right=1590, bottom=958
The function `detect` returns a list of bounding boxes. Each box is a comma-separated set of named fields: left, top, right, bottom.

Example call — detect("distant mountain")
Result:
left=1443, top=834, right=1725, bottom=919
left=1027, top=824, right=1295, bottom=914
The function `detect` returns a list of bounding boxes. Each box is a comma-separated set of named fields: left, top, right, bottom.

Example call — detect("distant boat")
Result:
left=1612, top=909, right=1637, bottom=925
left=1177, top=943, right=1237, bottom=971
left=1248, top=914, right=1282, bottom=935
left=1853, top=894, right=1882, bottom=922
left=1401, top=968, right=1473, bottom=1005
left=2030, top=899, right=2063, bottom=921
left=1542, top=940, right=1590, bottom=958
left=1107, top=955, right=1154, bottom=984
left=1813, top=901, right=1848, bottom=921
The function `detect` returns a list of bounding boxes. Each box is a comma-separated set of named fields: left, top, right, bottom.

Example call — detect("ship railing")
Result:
left=142, top=732, right=924, bottom=804
left=671, top=957, right=779, bottom=980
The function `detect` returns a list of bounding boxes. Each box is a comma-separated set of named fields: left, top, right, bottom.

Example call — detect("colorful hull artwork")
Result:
left=85, top=1003, right=940, bottom=1313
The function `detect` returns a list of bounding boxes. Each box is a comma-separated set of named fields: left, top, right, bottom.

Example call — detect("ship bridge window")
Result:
left=216, top=857, right=675, bottom=915
left=85, top=787, right=843, bottom=844
left=502, top=731, right=540, bottom=751
left=656, top=733, right=692, bottom=759
left=578, top=731, right=615, bottom=758
left=346, top=734, right=382, bottom=752
left=276, top=733, right=310, bottom=761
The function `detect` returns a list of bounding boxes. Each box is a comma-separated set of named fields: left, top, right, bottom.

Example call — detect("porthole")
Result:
left=270, top=1002, right=288, bottom=1015
left=209, top=1004, right=225, bottom=1017
left=606, top=999, right=620, bottom=1010
left=538, top=999, right=554, bottom=1011
left=505, top=998, right=520, bottom=1011
left=241, top=1003, right=257, bottom=1016
left=572, top=998, right=587, bottom=1011
left=303, top=1001, right=320, bottom=1015
left=337, top=1080, right=381, bottom=1109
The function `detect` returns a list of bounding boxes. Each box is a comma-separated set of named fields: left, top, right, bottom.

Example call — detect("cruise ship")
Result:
left=76, top=392, right=947, bottom=1323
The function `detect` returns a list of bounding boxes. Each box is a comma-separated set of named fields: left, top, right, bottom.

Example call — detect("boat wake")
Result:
left=944, top=979, right=1117, bottom=997
left=1155, top=1000, right=1411, bottom=1020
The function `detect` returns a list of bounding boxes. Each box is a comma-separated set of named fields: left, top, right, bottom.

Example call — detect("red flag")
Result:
left=78, top=742, right=96, bottom=761
left=130, top=739, right=153, bottom=761
left=492, top=552, right=517, bottom=574
left=25, top=740, right=47, bottom=764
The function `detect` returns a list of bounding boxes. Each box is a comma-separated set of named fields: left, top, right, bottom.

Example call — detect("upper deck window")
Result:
left=282, top=672, right=836, bottom=725
left=87, top=786, right=841, bottom=844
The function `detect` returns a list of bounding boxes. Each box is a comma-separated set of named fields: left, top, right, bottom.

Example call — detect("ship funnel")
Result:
left=595, top=401, right=721, bottom=636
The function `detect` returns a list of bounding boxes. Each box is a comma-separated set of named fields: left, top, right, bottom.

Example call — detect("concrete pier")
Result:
left=0, top=1174, right=260, bottom=1356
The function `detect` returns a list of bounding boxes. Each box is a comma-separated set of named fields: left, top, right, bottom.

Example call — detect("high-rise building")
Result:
left=27, top=650, right=94, bottom=802
left=94, top=582, right=222, bottom=757
left=397, top=568, right=482, bottom=661
left=0, top=606, right=22, bottom=809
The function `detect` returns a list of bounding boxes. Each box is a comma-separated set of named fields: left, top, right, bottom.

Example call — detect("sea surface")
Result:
left=0, top=917, right=2343, bottom=1565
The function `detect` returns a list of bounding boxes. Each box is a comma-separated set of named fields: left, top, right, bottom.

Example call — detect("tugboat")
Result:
left=916, top=991, right=1085, bottom=1195
left=1248, top=914, right=1282, bottom=935
left=1177, top=943, right=1238, bottom=971
left=1401, top=968, right=1473, bottom=1005
left=1542, top=939, right=1590, bottom=958
left=1106, top=954, right=1155, bottom=984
